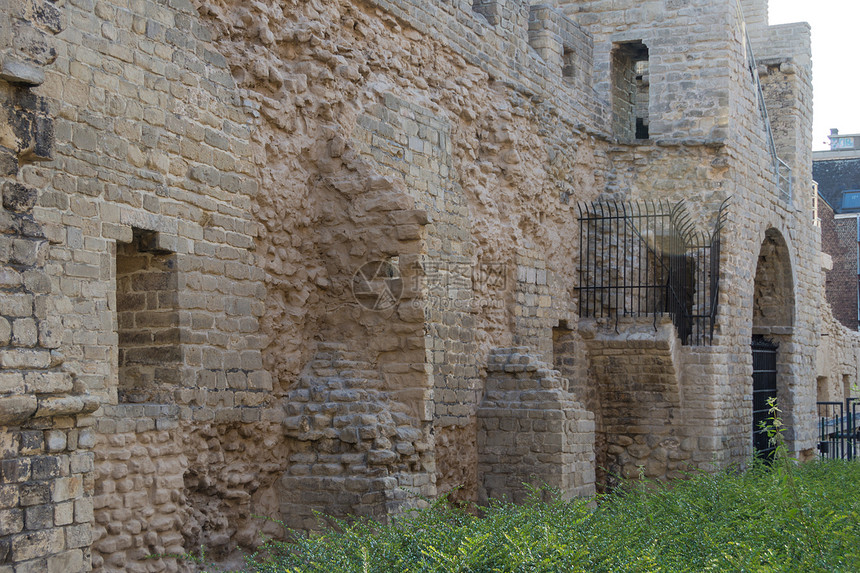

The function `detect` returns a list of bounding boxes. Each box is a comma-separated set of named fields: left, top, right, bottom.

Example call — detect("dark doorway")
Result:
left=752, top=335, right=778, bottom=460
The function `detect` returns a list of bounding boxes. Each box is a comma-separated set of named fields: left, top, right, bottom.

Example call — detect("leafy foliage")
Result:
left=233, top=459, right=860, bottom=573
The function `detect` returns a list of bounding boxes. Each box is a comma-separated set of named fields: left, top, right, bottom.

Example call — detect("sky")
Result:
left=768, top=0, right=859, bottom=150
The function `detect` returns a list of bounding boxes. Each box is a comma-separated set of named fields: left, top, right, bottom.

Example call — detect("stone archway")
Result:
left=751, top=228, right=796, bottom=456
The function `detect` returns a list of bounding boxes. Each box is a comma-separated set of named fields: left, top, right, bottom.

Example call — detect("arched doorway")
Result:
left=751, top=229, right=795, bottom=459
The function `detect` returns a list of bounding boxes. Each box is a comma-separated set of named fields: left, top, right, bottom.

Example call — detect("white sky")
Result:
left=768, top=0, right=858, bottom=150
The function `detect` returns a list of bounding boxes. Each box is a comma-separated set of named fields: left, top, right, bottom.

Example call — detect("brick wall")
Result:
left=820, top=206, right=859, bottom=330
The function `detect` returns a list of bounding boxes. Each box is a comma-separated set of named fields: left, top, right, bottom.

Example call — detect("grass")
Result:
left=225, top=459, right=860, bottom=573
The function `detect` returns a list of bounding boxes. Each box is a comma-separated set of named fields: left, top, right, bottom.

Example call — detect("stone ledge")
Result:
left=0, top=59, right=45, bottom=86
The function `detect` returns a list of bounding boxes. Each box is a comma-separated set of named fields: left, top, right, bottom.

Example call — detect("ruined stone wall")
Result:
left=817, top=312, right=860, bottom=403
left=727, top=0, right=821, bottom=458
left=0, top=0, right=613, bottom=568
left=555, top=0, right=831, bottom=466
left=0, top=0, right=848, bottom=571
left=815, top=201, right=860, bottom=402
left=582, top=318, right=708, bottom=486
left=281, top=343, right=434, bottom=530
left=92, top=406, right=185, bottom=571
left=351, top=93, right=481, bottom=501
left=193, top=0, right=611, bottom=508
left=0, top=0, right=292, bottom=569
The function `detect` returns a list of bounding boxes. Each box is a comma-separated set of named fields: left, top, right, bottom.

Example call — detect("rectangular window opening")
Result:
left=472, top=0, right=499, bottom=26
left=611, top=41, right=649, bottom=140
left=116, top=228, right=179, bottom=404
left=562, top=46, right=576, bottom=80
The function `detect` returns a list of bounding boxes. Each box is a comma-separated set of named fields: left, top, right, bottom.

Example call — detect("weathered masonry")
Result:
left=0, top=0, right=858, bottom=571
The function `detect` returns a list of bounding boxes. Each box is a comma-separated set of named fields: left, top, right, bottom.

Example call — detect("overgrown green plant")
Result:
left=187, top=410, right=860, bottom=572
left=761, top=396, right=827, bottom=570
left=238, top=457, right=860, bottom=572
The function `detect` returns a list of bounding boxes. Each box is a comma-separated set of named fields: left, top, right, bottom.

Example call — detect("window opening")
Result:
left=472, top=0, right=499, bottom=25
left=611, top=41, right=649, bottom=140
left=562, top=46, right=576, bottom=80
left=116, top=228, right=179, bottom=403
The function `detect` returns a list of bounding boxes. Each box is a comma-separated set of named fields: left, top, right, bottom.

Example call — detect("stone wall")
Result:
left=0, top=0, right=857, bottom=570
left=561, top=0, right=733, bottom=142
left=815, top=199, right=860, bottom=402
left=92, top=405, right=185, bottom=572
left=582, top=318, right=701, bottom=486
left=280, top=342, right=433, bottom=530
left=0, top=2, right=101, bottom=571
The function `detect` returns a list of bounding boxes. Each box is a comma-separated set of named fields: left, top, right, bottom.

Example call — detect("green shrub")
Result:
left=235, top=460, right=860, bottom=573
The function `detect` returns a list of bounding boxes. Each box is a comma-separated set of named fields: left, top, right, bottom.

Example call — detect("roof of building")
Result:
left=812, top=153, right=860, bottom=213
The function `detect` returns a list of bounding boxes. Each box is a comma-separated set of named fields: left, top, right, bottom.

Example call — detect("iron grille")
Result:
left=576, top=199, right=728, bottom=345
left=752, top=335, right=778, bottom=461
left=817, top=399, right=860, bottom=460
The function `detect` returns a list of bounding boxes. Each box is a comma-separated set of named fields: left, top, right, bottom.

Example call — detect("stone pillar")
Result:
left=477, top=347, right=595, bottom=504
left=1, top=3, right=101, bottom=572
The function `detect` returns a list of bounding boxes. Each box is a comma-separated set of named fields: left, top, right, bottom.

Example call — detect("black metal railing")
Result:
left=576, top=199, right=728, bottom=345
left=743, top=27, right=792, bottom=203
left=817, top=399, right=860, bottom=460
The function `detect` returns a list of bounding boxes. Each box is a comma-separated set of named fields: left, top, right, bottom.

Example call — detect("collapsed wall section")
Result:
left=281, top=343, right=433, bottom=529
left=352, top=94, right=481, bottom=502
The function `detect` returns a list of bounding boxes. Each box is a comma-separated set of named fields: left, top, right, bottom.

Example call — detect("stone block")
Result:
left=0, top=372, right=24, bottom=394
left=0, top=319, right=10, bottom=347
left=43, top=432, right=67, bottom=454
left=52, top=476, right=83, bottom=503
left=47, top=549, right=83, bottom=573
left=0, top=484, right=19, bottom=508
left=30, top=455, right=61, bottom=480
left=64, top=523, right=91, bottom=549
left=11, top=527, right=65, bottom=561
left=1, top=182, right=38, bottom=213
left=19, top=482, right=50, bottom=507
left=24, top=503, right=54, bottom=530
left=54, top=501, right=74, bottom=526
left=12, top=318, right=38, bottom=347
left=0, top=59, right=45, bottom=86
left=0, top=509, right=23, bottom=536
left=69, top=452, right=93, bottom=474
left=0, top=396, right=38, bottom=426
left=73, top=498, right=93, bottom=524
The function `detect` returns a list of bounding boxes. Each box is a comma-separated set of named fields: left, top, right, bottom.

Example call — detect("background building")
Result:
left=814, top=129, right=860, bottom=330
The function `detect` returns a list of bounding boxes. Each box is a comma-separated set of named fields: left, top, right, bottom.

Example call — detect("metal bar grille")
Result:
left=817, top=399, right=860, bottom=460
left=752, top=336, right=778, bottom=461
left=575, top=199, right=728, bottom=345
